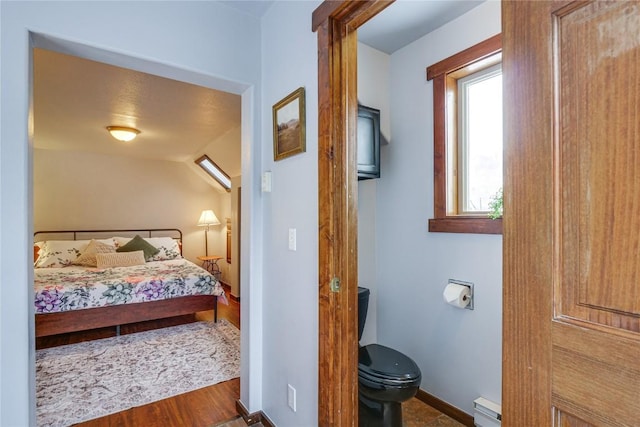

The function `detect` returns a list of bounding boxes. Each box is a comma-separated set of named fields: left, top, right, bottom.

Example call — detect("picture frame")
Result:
left=273, top=87, right=306, bottom=161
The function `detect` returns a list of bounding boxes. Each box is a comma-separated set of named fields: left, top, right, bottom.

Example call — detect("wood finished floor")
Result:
left=38, top=292, right=462, bottom=427
left=37, top=292, right=240, bottom=427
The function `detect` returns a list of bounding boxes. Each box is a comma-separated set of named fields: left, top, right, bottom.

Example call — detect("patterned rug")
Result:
left=36, top=319, right=240, bottom=427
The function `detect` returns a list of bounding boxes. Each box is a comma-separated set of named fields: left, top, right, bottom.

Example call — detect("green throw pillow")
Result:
left=116, top=235, right=159, bottom=261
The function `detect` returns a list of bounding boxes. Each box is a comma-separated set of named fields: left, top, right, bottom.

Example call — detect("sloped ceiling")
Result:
left=33, top=48, right=242, bottom=185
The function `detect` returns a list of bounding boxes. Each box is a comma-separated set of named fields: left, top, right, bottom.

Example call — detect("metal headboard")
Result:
left=34, top=228, right=183, bottom=254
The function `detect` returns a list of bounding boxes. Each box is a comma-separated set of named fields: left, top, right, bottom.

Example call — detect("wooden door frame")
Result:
left=502, top=2, right=554, bottom=423
left=312, top=1, right=394, bottom=425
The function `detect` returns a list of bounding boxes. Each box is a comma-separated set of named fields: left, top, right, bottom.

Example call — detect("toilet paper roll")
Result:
left=443, top=283, right=471, bottom=308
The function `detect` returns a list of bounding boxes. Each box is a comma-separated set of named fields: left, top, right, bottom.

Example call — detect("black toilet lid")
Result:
left=358, top=344, right=421, bottom=386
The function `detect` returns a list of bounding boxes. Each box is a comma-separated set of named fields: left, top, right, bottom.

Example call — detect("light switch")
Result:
left=288, top=228, right=296, bottom=251
left=262, top=171, right=272, bottom=192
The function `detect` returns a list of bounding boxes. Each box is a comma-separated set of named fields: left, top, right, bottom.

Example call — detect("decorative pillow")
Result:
left=73, top=240, right=116, bottom=267
left=145, top=237, right=182, bottom=261
left=115, top=235, right=159, bottom=261
left=96, top=251, right=146, bottom=268
left=34, top=243, right=42, bottom=263
left=34, top=240, right=90, bottom=268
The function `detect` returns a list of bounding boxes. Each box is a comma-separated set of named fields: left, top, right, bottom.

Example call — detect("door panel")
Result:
left=552, top=322, right=640, bottom=425
left=556, top=411, right=594, bottom=427
left=558, top=0, right=640, bottom=323
left=504, top=1, right=640, bottom=425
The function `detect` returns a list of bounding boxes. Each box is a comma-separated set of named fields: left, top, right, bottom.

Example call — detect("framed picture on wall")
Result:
left=272, top=87, right=306, bottom=161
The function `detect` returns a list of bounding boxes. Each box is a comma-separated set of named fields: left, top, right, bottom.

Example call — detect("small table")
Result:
left=197, top=255, right=222, bottom=280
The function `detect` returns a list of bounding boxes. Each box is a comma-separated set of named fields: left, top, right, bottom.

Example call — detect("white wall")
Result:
left=357, top=42, right=391, bottom=346
left=33, top=149, right=229, bottom=265
left=260, top=1, right=320, bottom=425
left=357, top=42, right=391, bottom=145
left=376, top=0, right=502, bottom=415
left=0, top=2, right=262, bottom=425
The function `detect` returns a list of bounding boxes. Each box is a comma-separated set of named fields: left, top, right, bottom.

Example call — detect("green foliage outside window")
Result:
left=488, top=188, right=503, bottom=219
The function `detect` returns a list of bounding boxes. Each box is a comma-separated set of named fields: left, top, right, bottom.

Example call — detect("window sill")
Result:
left=428, top=217, right=502, bottom=235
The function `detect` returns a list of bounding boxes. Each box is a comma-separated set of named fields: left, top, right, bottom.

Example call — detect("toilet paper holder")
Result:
left=447, top=279, right=474, bottom=310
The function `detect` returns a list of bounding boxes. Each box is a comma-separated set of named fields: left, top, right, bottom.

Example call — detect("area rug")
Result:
left=36, top=319, right=240, bottom=427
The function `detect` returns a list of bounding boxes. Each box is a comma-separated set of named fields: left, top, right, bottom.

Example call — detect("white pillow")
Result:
left=113, top=236, right=133, bottom=247
left=34, top=239, right=115, bottom=268
left=35, top=240, right=89, bottom=268
left=144, top=237, right=182, bottom=261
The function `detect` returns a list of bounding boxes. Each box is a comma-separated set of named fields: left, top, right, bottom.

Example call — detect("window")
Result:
left=427, top=34, right=502, bottom=234
left=195, top=154, right=232, bottom=192
left=458, top=63, right=503, bottom=214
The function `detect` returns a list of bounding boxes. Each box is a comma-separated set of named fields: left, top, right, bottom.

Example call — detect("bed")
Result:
left=33, top=228, right=226, bottom=338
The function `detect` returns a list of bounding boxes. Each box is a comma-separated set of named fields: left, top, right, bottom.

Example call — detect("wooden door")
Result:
left=503, top=1, right=640, bottom=425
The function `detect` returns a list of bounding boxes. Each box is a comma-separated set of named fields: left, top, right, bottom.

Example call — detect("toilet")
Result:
left=358, top=287, right=422, bottom=427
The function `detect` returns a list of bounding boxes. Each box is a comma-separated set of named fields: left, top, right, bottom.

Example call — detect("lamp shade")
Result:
left=197, top=210, right=220, bottom=227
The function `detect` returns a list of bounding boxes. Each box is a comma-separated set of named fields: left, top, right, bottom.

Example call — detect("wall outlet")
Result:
left=287, top=384, right=297, bottom=412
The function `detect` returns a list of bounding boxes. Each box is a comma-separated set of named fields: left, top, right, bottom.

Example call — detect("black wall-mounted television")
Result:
left=357, top=104, right=381, bottom=180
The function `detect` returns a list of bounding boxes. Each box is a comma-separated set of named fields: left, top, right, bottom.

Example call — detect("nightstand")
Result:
left=197, top=255, right=222, bottom=281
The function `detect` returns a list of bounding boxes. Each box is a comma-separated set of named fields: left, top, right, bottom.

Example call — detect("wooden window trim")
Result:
left=427, top=34, right=503, bottom=235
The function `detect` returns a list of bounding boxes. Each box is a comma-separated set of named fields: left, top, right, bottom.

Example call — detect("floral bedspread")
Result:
left=34, top=259, right=227, bottom=314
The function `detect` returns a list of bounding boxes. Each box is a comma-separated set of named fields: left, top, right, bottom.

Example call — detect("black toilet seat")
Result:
left=358, top=344, right=421, bottom=387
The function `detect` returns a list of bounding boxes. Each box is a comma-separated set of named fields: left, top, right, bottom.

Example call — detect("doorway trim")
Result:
left=312, top=1, right=394, bottom=425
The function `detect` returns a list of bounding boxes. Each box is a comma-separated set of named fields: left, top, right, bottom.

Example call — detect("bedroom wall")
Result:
left=0, top=2, right=262, bottom=425
left=375, top=0, right=502, bottom=416
left=188, top=125, right=242, bottom=288
left=33, top=149, right=229, bottom=267
left=229, top=175, right=241, bottom=297
left=260, top=1, right=320, bottom=425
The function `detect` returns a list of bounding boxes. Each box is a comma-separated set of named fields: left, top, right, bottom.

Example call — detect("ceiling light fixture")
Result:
left=107, top=126, right=140, bottom=142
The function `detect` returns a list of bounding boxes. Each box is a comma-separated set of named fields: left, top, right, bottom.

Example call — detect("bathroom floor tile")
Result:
left=402, top=397, right=442, bottom=425
left=402, top=398, right=466, bottom=427
left=422, top=414, right=466, bottom=427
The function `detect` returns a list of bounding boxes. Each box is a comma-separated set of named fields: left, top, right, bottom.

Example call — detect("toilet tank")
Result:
left=358, top=287, right=370, bottom=342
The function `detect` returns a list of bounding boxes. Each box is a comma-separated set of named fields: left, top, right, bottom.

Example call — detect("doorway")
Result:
left=312, top=2, right=394, bottom=425
left=28, top=33, right=255, bottom=424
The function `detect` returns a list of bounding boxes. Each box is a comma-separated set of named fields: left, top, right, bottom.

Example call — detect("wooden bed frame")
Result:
left=34, top=228, right=219, bottom=338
